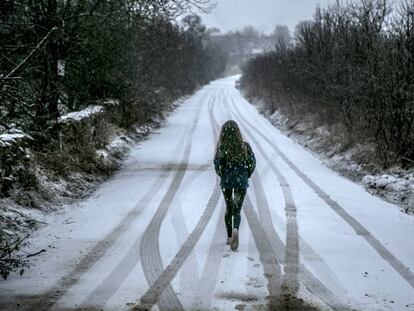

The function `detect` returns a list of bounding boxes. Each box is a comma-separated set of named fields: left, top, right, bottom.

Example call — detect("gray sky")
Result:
left=198, top=0, right=336, bottom=34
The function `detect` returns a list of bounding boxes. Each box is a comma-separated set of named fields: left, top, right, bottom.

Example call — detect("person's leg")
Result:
left=233, top=188, right=247, bottom=230
left=222, top=188, right=234, bottom=238
left=230, top=188, right=246, bottom=251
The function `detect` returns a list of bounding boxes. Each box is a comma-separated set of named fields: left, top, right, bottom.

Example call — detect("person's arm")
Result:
left=245, top=142, right=256, bottom=178
left=214, top=152, right=223, bottom=177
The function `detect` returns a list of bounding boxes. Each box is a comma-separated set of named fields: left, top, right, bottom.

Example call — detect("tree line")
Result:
left=210, top=25, right=290, bottom=73
left=241, top=0, right=414, bottom=168
left=0, top=0, right=226, bottom=196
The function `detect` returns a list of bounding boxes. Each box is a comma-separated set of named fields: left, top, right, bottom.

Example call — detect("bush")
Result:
left=0, top=134, right=36, bottom=196
left=241, top=0, right=414, bottom=169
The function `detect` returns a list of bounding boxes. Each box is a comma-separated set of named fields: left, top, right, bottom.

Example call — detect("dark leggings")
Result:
left=223, top=188, right=247, bottom=237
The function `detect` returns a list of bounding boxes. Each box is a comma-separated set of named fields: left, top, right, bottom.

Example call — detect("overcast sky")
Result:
left=197, top=0, right=336, bottom=34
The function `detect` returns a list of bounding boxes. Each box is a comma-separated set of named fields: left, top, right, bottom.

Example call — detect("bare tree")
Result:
left=242, top=0, right=414, bottom=168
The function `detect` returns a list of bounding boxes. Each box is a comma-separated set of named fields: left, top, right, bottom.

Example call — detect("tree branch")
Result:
left=4, top=27, right=57, bottom=79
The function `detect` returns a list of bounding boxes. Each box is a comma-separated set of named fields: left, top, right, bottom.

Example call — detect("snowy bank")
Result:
left=249, top=97, right=414, bottom=215
left=0, top=96, right=185, bottom=279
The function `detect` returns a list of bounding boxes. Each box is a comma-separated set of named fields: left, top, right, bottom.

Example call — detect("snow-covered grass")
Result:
left=251, top=98, right=414, bottom=215
left=363, top=173, right=414, bottom=214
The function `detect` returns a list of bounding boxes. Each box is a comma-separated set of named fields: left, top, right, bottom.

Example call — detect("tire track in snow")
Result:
left=194, top=206, right=226, bottom=310
left=250, top=173, right=285, bottom=264
left=137, top=89, right=220, bottom=311
left=250, top=172, right=352, bottom=311
left=215, top=90, right=284, bottom=308
left=172, top=91, right=224, bottom=304
left=73, top=94, right=211, bottom=311
left=79, top=233, right=143, bottom=309
left=139, top=93, right=207, bottom=311
left=253, top=170, right=300, bottom=295
left=245, top=195, right=331, bottom=311
left=243, top=195, right=282, bottom=308
left=6, top=121, right=193, bottom=311
left=225, top=90, right=342, bottom=276
left=215, top=87, right=286, bottom=308
left=192, top=89, right=230, bottom=310
left=225, top=93, right=299, bottom=291
left=229, top=88, right=414, bottom=290
left=250, top=171, right=348, bottom=299
left=173, top=172, right=204, bottom=296
left=134, top=179, right=220, bottom=311
left=227, top=92, right=354, bottom=311
left=173, top=90, right=221, bottom=303
left=134, top=92, right=221, bottom=311
left=78, top=168, right=209, bottom=310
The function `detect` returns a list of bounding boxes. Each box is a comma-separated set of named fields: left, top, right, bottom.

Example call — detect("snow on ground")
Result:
left=252, top=97, right=414, bottom=215
left=362, top=173, right=414, bottom=213
left=58, top=105, right=104, bottom=123
left=0, top=101, right=179, bottom=280
left=0, top=129, right=32, bottom=146
left=0, top=76, right=413, bottom=311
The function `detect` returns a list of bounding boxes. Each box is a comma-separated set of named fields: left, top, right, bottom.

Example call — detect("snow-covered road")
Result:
left=1, top=76, right=414, bottom=311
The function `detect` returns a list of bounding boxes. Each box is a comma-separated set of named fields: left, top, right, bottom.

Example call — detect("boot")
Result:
left=231, top=228, right=239, bottom=251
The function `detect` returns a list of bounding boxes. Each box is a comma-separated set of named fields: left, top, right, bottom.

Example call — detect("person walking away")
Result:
left=214, top=120, right=256, bottom=251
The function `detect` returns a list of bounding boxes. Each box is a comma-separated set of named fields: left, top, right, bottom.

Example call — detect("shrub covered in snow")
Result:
left=0, top=129, right=36, bottom=197
left=58, top=105, right=103, bottom=123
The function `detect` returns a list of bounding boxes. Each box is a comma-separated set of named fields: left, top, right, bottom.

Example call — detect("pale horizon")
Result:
left=198, top=0, right=336, bottom=34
